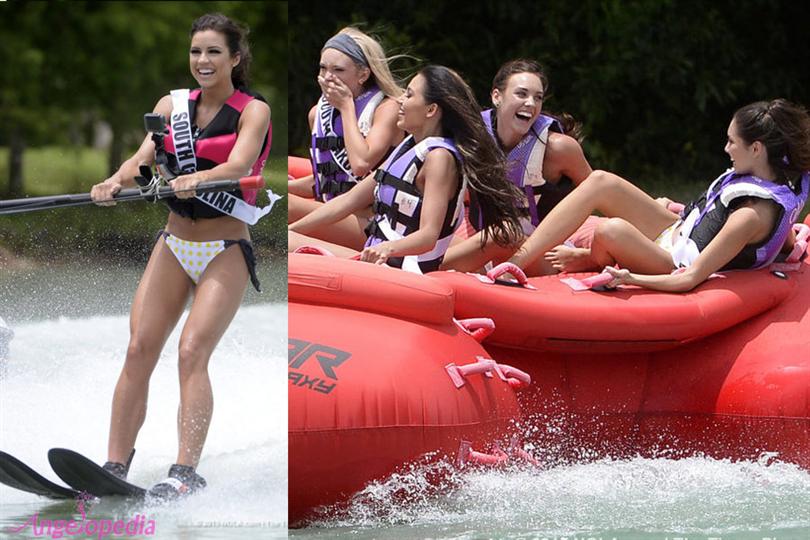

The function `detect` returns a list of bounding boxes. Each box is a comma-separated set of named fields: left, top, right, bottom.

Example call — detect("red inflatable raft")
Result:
left=430, top=220, right=810, bottom=470
left=288, top=155, right=312, bottom=179
left=287, top=155, right=810, bottom=525
left=288, top=254, right=525, bottom=525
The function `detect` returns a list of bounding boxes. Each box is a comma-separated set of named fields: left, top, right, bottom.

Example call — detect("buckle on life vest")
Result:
left=364, top=217, right=380, bottom=238
left=316, top=161, right=342, bottom=176
left=314, top=135, right=345, bottom=151
left=321, top=180, right=356, bottom=196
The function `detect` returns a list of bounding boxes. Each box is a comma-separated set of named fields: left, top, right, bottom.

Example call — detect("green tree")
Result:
left=1, top=1, right=288, bottom=196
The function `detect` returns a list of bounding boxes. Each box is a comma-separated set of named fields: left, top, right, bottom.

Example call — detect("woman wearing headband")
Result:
left=287, top=27, right=404, bottom=250
left=289, top=65, right=524, bottom=273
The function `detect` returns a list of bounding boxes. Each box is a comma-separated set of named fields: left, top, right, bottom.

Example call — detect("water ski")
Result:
left=47, top=448, right=146, bottom=499
left=0, top=450, right=79, bottom=499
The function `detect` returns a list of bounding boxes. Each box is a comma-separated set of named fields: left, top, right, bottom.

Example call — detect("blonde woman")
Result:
left=288, top=27, right=405, bottom=249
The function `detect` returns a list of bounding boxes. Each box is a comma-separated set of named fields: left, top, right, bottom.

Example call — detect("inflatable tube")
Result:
left=289, top=216, right=810, bottom=523
left=431, top=268, right=797, bottom=354
left=289, top=254, right=454, bottom=325
left=288, top=255, right=523, bottom=525
left=427, top=216, right=810, bottom=469
left=288, top=156, right=312, bottom=179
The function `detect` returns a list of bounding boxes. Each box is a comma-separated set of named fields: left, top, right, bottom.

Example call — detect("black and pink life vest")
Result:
left=162, top=88, right=271, bottom=220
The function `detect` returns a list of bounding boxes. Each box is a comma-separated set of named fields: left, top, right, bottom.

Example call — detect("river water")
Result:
left=292, top=454, right=810, bottom=539
left=0, top=260, right=287, bottom=539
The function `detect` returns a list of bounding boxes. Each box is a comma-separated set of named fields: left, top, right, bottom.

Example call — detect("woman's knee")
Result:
left=593, top=217, right=631, bottom=245
left=581, top=169, right=623, bottom=192
left=122, top=337, right=161, bottom=381
left=177, top=340, right=211, bottom=382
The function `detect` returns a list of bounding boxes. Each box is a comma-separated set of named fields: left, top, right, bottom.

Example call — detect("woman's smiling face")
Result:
left=725, top=119, right=757, bottom=174
left=190, top=30, right=238, bottom=88
left=493, top=72, right=545, bottom=137
left=319, top=47, right=367, bottom=97
left=396, top=74, right=431, bottom=133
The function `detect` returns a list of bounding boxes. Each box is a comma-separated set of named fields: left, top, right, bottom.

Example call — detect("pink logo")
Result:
left=6, top=493, right=156, bottom=538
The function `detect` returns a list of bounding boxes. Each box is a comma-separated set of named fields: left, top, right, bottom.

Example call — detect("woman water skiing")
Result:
left=287, top=27, right=405, bottom=249
left=289, top=65, right=524, bottom=273
left=90, top=13, right=271, bottom=497
left=508, top=99, right=810, bottom=291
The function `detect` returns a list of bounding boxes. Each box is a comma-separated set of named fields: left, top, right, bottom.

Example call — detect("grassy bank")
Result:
left=0, top=146, right=287, bottom=262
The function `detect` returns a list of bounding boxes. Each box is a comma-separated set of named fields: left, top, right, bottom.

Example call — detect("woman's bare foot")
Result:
left=544, top=244, right=599, bottom=273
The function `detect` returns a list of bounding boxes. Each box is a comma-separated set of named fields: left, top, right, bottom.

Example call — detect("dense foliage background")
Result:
left=1, top=0, right=287, bottom=196
left=0, top=1, right=288, bottom=262
left=289, top=0, right=810, bottom=194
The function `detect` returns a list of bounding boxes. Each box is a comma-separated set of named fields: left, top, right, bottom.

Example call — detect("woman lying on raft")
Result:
left=287, top=27, right=405, bottom=250
left=507, top=99, right=810, bottom=291
left=441, top=58, right=593, bottom=272
left=289, top=65, right=524, bottom=273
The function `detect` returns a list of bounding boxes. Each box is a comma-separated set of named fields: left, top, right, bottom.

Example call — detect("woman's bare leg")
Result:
left=107, top=237, right=191, bottom=464
left=440, top=230, right=520, bottom=272
left=588, top=218, right=676, bottom=273
left=510, top=170, right=679, bottom=273
left=174, top=245, right=248, bottom=467
left=288, top=231, right=361, bottom=258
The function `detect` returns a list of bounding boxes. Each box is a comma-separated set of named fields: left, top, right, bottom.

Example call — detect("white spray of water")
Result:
left=306, top=455, right=810, bottom=539
left=0, top=303, right=287, bottom=527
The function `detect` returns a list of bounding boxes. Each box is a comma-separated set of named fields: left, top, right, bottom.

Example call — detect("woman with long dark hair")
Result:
left=90, top=13, right=271, bottom=497
left=289, top=65, right=524, bottom=273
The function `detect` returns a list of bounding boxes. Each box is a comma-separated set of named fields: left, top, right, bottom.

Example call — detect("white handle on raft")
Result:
left=486, top=262, right=532, bottom=287
left=560, top=271, right=614, bottom=291
left=456, top=437, right=540, bottom=468
left=456, top=440, right=508, bottom=467
left=493, top=363, right=532, bottom=390
left=787, top=223, right=810, bottom=262
left=445, top=356, right=532, bottom=389
left=454, top=317, right=495, bottom=342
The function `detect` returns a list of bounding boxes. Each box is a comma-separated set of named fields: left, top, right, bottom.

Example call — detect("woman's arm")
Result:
left=90, top=95, right=173, bottom=204
left=546, top=133, right=592, bottom=185
left=320, top=77, right=403, bottom=177
left=361, top=149, right=457, bottom=263
left=606, top=200, right=778, bottom=292
left=289, top=173, right=377, bottom=235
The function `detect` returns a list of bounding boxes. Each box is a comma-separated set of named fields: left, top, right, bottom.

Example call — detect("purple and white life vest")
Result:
left=364, top=135, right=465, bottom=274
left=671, top=169, right=810, bottom=269
left=310, top=86, right=385, bottom=201
left=471, top=109, right=571, bottom=232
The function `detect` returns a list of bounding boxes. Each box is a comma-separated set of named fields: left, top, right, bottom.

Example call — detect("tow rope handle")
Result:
left=0, top=176, right=266, bottom=215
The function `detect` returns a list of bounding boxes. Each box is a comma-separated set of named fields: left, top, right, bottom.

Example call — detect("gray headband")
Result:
left=322, top=33, right=368, bottom=67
